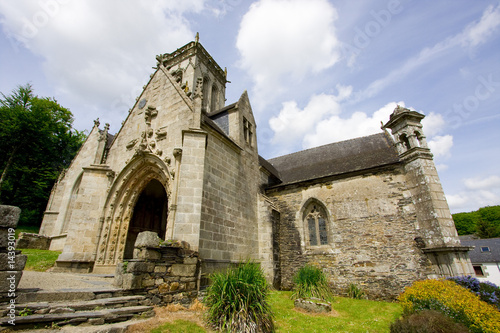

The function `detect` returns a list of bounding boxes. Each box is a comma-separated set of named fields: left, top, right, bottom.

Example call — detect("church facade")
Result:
left=39, top=39, right=473, bottom=299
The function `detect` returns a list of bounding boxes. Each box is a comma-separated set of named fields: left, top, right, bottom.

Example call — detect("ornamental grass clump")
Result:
left=398, top=279, right=500, bottom=333
left=291, top=264, right=333, bottom=301
left=203, top=261, right=274, bottom=333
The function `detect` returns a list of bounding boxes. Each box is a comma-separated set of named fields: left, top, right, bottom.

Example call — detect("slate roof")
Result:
left=460, top=237, right=500, bottom=263
left=266, top=132, right=400, bottom=186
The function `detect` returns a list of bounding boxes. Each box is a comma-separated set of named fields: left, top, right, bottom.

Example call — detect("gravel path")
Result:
left=18, top=270, right=116, bottom=291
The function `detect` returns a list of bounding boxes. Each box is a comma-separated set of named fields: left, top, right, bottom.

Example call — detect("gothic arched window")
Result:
left=202, top=76, right=210, bottom=112
left=303, top=202, right=329, bottom=246
left=210, top=84, right=219, bottom=112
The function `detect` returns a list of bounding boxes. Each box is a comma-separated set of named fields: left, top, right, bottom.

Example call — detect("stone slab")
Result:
left=0, top=253, right=27, bottom=271
left=0, top=305, right=154, bottom=325
left=0, top=205, right=21, bottom=228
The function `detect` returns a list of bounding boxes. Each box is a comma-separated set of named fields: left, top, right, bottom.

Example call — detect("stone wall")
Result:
left=198, top=114, right=260, bottom=274
left=114, top=232, right=199, bottom=306
left=267, top=168, right=434, bottom=300
left=0, top=206, right=27, bottom=301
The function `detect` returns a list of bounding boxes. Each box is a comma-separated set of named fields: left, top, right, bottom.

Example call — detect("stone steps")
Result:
left=0, top=290, right=155, bottom=330
left=0, top=305, right=154, bottom=327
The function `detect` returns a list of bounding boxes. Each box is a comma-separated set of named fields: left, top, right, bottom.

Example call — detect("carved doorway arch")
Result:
left=124, top=179, right=167, bottom=259
left=94, top=154, right=172, bottom=271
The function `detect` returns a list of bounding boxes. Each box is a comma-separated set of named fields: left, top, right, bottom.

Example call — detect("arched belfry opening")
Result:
left=124, top=179, right=168, bottom=259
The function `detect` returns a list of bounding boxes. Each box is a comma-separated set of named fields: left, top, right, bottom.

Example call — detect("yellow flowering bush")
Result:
left=398, top=279, right=500, bottom=333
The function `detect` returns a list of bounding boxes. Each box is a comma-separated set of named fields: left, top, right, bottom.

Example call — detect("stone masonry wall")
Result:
left=267, top=168, right=435, bottom=300
left=199, top=128, right=259, bottom=271
left=114, top=232, right=199, bottom=306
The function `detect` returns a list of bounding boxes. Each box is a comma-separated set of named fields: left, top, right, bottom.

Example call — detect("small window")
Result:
left=399, top=133, right=411, bottom=150
left=243, top=117, right=253, bottom=146
left=304, top=203, right=328, bottom=246
left=481, top=246, right=490, bottom=252
left=473, top=265, right=485, bottom=277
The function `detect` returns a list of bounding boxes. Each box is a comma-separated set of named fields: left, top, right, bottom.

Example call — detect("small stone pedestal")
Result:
left=114, top=231, right=200, bottom=306
left=0, top=205, right=27, bottom=302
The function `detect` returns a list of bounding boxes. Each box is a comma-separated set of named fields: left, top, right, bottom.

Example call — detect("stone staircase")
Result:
left=0, top=288, right=155, bottom=330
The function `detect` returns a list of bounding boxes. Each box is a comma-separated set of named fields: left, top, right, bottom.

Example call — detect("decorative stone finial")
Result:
left=195, top=32, right=199, bottom=43
left=94, top=118, right=100, bottom=128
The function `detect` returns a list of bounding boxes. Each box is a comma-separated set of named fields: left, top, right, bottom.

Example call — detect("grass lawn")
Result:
left=19, top=248, right=61, bottom=271
left=146, top=291, right=402, bottom=333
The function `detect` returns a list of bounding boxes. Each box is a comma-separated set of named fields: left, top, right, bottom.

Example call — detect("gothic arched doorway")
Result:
left=124, top=179, right=168, bottom=259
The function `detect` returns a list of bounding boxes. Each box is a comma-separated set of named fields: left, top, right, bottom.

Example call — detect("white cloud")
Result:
left=0, top=0, right=207, bottom=131
left=464, top=175, right=500, bottom=190
left=461, top=3, right=500, bottom=48
left=303, top=101, right=401, bottom=149
left=446, top=193, right=470, bottom=211
left=236, top=0, right=340, bottom=105
left=435, top=164, right=449, bottom=172
left=427, top=135, right=453, bottom=158
left=421, top=112, right=446, bottom=137
left=269, top=85, right=351, bottom=152
left=446, top=174, right=500, bottom=213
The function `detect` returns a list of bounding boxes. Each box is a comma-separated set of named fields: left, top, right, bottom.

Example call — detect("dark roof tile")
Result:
left=266, top=132, right=400, bottom=186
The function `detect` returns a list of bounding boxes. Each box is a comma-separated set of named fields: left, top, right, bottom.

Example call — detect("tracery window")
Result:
left=304, top=202, right=328, bottom=246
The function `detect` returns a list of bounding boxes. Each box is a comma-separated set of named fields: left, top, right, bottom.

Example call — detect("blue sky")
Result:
left=0, top=0, right=499, bottom=214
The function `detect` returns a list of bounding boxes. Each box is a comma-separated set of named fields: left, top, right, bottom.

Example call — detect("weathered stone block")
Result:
left=154, top=265, right=167, bottom=273
left=0, top=205, right=21, bottom=228
left=121, top=273, right=142, bottom=290
left=158, top=283, right=170, bottom=293
left=171, top=264, right=197, bottom=277
left=0, top=271, right=23, bottom=293
left=142, top=277, right=155, bottom=287
left=134, top=248, right=161, bottom=260
left=170, top=282, right=179, bottom=291
left=0, top=253, right=27, bottom=271
left=134, top=231, right=161, bottom=248
left=0, top=228, right=9, bottom=248
left=127, top=261, right=155, bottom=273
left=183, top=257, right=198, bottom=265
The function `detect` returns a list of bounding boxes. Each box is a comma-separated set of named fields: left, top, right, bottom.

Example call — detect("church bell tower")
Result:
left=155, top=34, right=227, bottom=115
left=383, top=106, right=474, bottom=278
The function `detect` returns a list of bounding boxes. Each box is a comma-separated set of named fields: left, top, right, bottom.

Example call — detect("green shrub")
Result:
left=390, top=310, right=469, bottom=333
left=346, top=283, right=366, bottom=299
left=398, top=279, right=500, bottom=333
left=203, top=261, right=274, bottom=332
left=291, top=264, right=333, bottom=301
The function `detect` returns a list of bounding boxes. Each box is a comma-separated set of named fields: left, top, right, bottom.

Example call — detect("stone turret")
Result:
left=155, top=35, right=227, bottom=115
left=383, top=106, right=473, bottom=277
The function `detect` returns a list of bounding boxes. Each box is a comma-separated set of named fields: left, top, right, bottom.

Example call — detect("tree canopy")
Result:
left=453, top=205, right=500, bottom=238
left=0, top=84, right=85, bottom=226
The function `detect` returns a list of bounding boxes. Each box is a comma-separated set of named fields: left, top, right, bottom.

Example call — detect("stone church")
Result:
left=39, top=38, right=473, bottom=298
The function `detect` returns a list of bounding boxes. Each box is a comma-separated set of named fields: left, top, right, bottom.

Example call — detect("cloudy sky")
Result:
left=0, top=0, right=499, bottom=214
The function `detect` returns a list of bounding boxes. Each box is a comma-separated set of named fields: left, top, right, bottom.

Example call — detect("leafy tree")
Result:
left=453, top=205, right=500, bottom=238
left=453, top=211, right=480, bottom=235
left=0, top=84, right=85, bottom=226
